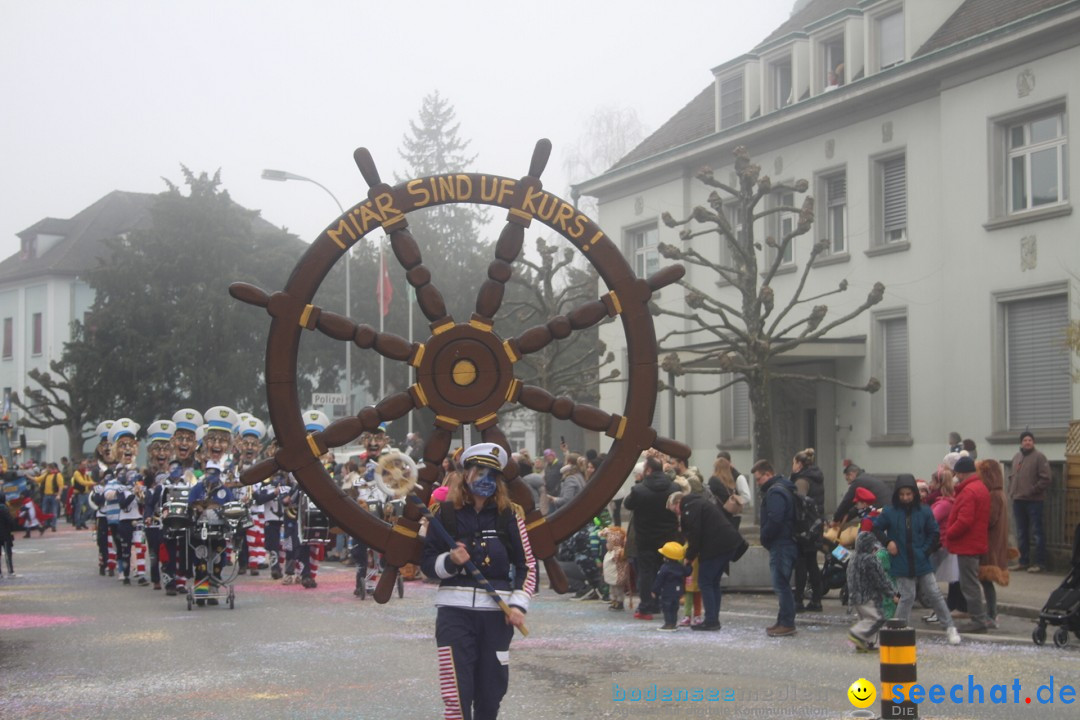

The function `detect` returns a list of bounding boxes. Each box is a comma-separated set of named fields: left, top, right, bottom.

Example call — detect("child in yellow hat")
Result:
left=653, top=542, right=690, bottom=630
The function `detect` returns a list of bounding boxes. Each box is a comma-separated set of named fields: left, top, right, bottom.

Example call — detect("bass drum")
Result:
left=298, top=493, right=330, bottom=544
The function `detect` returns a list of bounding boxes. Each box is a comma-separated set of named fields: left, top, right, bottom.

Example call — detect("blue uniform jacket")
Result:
left=652, top=559, right=690, bottom=604
left=421, top=501, right=535, bottom=613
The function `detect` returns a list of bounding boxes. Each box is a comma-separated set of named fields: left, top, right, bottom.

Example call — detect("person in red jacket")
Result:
left=945, top=456, right=991, bottom=633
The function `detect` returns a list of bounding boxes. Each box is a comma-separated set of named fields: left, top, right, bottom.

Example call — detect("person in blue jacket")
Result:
left=421, top=442, right=535, bottom=720
left=872, top=474, right=961, bottom=645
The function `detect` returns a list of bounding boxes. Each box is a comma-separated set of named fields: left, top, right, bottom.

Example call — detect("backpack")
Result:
left=785, top=485, right=824, bottom=549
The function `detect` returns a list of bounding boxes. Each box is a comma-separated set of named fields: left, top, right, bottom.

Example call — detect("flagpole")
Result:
left=407, top=284, right=414, bottom=436
left=379, top=239, right=386, bottom=401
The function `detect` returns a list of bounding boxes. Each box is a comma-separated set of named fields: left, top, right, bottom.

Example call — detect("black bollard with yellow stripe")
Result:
left=879, top=619, right=918, bottom=718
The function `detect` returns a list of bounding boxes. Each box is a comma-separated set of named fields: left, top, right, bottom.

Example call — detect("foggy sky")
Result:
left=0, top=0, right=793, bottom=258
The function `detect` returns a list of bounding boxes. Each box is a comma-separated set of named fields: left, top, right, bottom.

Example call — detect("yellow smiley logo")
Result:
left=847, top=678, right=876, bottom=709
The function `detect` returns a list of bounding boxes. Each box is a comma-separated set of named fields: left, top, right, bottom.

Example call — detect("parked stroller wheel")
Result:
left=840, top=586, right=849, bottom=606
left=1032, top=625, right=1047, bottom=646
left=1053, top=627, right=1069, bottom=648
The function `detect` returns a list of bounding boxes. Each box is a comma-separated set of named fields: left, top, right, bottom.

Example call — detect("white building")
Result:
left=578, top=0, right=1079, bottom=512
left=0, top=191, right=154, bottom=462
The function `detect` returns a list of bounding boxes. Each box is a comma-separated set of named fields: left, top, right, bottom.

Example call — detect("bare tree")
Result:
left=657, top=146, right=883, bottom=464
left=12, top=356, right=96, bottom=459
left=563, top=105, right=646, bottom=218
left=500, top=237, right=619, bottom=448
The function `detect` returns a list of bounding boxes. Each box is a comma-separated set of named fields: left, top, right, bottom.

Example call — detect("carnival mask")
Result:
left=240, top=435, right=261, bottom=460
left=204, top=429, right=231, bottom=462
left=115, top=436, right=138, bottom=463
left=173, top=429, right=197, bottom=461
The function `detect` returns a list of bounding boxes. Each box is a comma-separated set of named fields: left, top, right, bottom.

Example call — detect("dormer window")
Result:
left=877, top=9, right=904, bottom=69
left=770, top=56, right=793, bottom=111
left=823, top=36, right=845, bottom=90
left=719, top=72, right=745, bottom=130
left=20, top=236, right=37, bottom=260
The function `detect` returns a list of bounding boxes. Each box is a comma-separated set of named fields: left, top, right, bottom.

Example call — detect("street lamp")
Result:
left=261, top=168, right=352, bottom=416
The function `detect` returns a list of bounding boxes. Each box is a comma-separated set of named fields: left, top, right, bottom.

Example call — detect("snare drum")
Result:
left=162, top=499, right=192, bottom=534
left=298, top=494, right=330, bottom=544
left=222, top=500, right=252, bottom=531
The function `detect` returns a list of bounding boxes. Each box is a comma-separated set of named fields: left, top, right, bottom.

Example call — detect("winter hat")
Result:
left=854, top=486, right=876, bottom=504
left=953, top=456, right=976, bottom=474
left=658, top=541, right=686, bottom=562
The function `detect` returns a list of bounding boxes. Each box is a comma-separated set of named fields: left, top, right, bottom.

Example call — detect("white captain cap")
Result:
left=109, top=418, right=141, bottom=443
left=95, top=420, right=115, bottom=440
left=302, top=410, right=330, bottom=433
left=172, top=408, right=204, bottom=433
left=240, top=416, right=267, bottom=440
left=147, top=419, right=176, bottom=443
left=460, top=442, right=509, bottom=472
left=204, top=406, right=240, bottom=434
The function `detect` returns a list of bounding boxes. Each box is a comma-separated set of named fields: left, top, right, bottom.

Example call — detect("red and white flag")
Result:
left=376, top=248, right=393, bottom=317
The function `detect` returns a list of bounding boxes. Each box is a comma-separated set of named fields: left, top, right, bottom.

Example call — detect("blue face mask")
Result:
left=470, top=468, right=498, bottom=498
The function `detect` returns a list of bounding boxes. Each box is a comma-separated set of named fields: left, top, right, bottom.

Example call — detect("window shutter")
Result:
left=883, top=318, right=910, bottom=434
left=1006, top=295, right=1071, bottom=428
left=732, top=379, right=750, bottom=439
left=828, top=174, right=846, bottom=206
left=882, top=156, right=907, bottom=234
left=720, top=74, right=744, bottom=130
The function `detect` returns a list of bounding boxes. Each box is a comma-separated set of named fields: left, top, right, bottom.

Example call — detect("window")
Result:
left=823, top=37, right=845, bottom=90
left=720, top=201, right=747, bottom=273
left=871, top=311, right=910, bottom=442
left=31, top=312, right=42, bottom=356
left=875, top=154, right=907, bottom=245
left=1008, top=111, right=1068, bottom=213
left=821, top=171, right=847, bottom=254
left=2, top=318, right=11, bottom=359
left=770, top=57, right=793, bottom=111
left=628, top=225, right=659, bottom=279
left=721, top=374, right=751, bottom=445
left=881, top=317, right=910, bottom=435
left=719, top=72, right=745, bottom=130
left=1003, top=294, right=1071, bottom=430
left=877, top=9, right=904, bottom=69
left=768, top=191, right=795, bottom=266
left=20, top=236, right=37, bottom=260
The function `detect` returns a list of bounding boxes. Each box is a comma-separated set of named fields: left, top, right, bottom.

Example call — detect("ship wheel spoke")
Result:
left=473, top=140, right=551, bottom=327
left=353, top=148, right=455, bottom=330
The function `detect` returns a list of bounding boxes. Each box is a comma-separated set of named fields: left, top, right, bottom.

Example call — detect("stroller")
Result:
left=820, top=521, right=858, bottom=605
left=1032, top=523, right=1080, bottom=647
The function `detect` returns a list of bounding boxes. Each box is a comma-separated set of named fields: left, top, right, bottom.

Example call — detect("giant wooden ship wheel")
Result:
left=230, top=140, right=688, bottom=602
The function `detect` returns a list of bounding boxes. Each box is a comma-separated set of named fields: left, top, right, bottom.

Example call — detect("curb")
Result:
left=996, top=602, right=1042, bottom=620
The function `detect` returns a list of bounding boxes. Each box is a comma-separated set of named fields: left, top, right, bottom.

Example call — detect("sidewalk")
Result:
left=994, top=566, right=1064, bottom=619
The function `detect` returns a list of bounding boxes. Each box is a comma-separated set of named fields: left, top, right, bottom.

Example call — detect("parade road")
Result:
left=2, top=525, right=1078, bottom=719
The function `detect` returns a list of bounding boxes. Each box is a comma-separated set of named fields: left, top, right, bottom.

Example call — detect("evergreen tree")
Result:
left=396, top=91, right=491, bottom=317
left=66, top=168, right=339, bottom=427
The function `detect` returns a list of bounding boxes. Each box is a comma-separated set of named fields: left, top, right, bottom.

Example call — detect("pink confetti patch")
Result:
left=0, top=614, right=85, bottom=630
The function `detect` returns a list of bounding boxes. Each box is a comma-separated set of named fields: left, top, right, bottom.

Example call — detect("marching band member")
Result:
left=350, top=458, right=388, bottom=597
left=162, top=461, right=192, bottom=596
left=110, top=419, right=142, bottom=586
left=142, top=420, right=176, bottom=591
left=236, top=415, right=267, bottom=575
left=91, top=468, right=137, bottom=585
left=187, top=461, right=236, bottom=605
left=91, top=421, right=115, bottom=575
left=422, top=442, right=535, bottom=720
left=282, top=410, right=329, bottom=589
left=253, top=473, right=290, bottom=580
